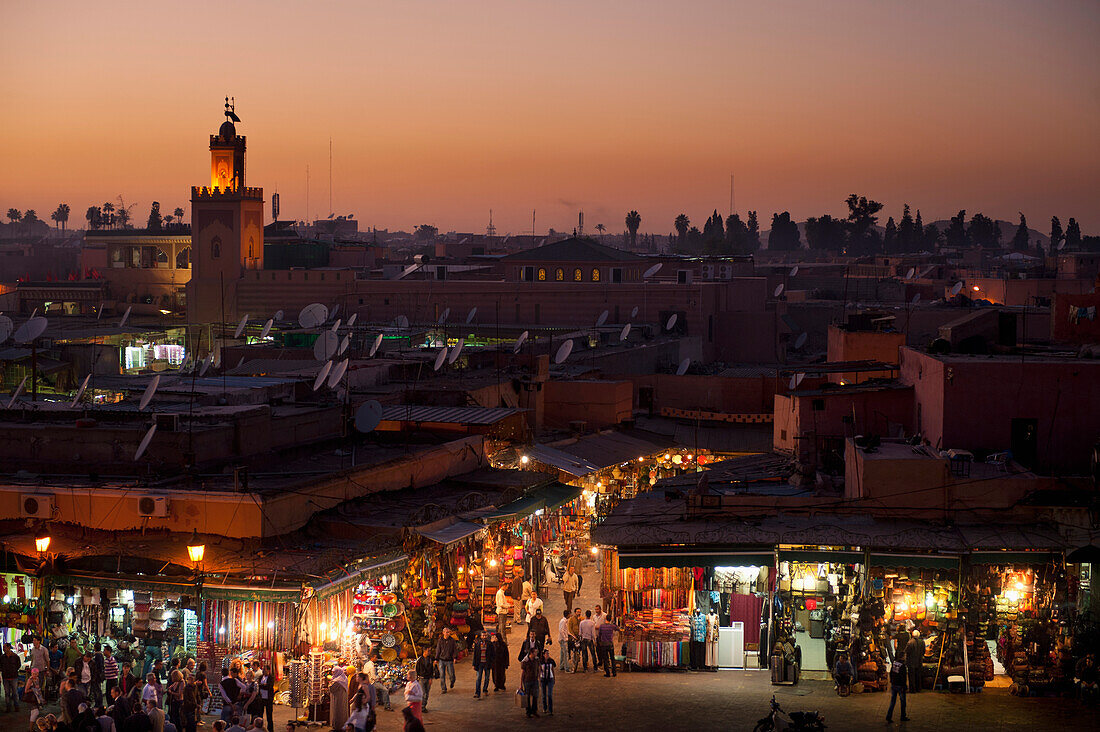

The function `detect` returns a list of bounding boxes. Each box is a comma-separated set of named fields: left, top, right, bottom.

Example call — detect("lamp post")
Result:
left=187, top=530, right=205, bottom=648
left=35, top=528, right=51, bottom=555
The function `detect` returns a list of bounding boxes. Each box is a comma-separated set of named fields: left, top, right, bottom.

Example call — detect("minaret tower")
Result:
left=187, top=97, right=264, bottom=325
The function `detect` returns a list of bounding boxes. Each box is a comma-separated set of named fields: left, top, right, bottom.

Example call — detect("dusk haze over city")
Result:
left=1, top=2, right=1099, bottom=731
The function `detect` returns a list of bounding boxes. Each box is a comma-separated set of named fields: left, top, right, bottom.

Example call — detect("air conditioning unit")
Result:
left=700, top=264, right=715, bottom=280
left=155, top=414, right=180, bottom=432
left=677, top=269, right=693, bottom=284
left=718, top=264, right=732, bottom=280
left=20, top=493, right=54, bottom=519
left=137, top=496, right=170, bottom=518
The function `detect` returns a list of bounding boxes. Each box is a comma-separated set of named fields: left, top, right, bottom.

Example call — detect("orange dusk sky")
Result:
left=1, top=0, right=1098, bottom=234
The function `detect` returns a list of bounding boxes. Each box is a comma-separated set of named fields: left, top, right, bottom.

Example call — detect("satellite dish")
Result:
left=354, top=400, right=384, bottom=433
left=433, top=347, right=448, bottom=371
left=199, top=354, right=212, bottom=377
left=911, top=293, right=921, bottom=305
left=331, top=318, right=342, bottom=332
left=675, top=358, right=690, bottom=376
left=465, top=307, right=477, bottom=324
left=643, top=263, right=662, bottom=279
left=274, top=309, right=285, bottom=321
left=330, top=303, right=340, bottom=319
left=338, top=334, right=350, bottom=355
left=788, top=375, right=797, bottom=390
left=236, top=357, right=245, bottom=369
left=619, top=324, right=631, bottom=341
left=665, top=314, right=678, bottom=330
left=14, top=316, right=47, bottom=344
left=298, top=303, right=328, bottom=329
left=595, top=310, right=609, bottom=328
left=327, top=359, right=348, bottom=388
left=789, top=265, right=799, bottom=277
left=950, top=282, right=963, bottom=297
left=513, top=331, right=529, bottom=353
left=139, top=375, right=160, bottom=411
left=905, top=267, right=916, bottom=280
left=347, top=313, right=357, bottom=328
left=259, top=318, right=273, bottom=340
left=630, top=306, right=639, bottom=319
left=395, top=314, right=409, bottom=329
left=795, top=372, right=805, bottom=386
left=448, top=339, right=464, bottom=364
left=1057, top=240, right=1065, bottom=251
left=554, top=339, right=573, bottom=364
left=794, top=332, right=808, bottom=349
left=118, top=306, right=132, bottom=328
left=6, top=376, right=27, bottom=409
left=233, top=314, right=249, bottom=339
left=96, top=302, right=104, bottom=321
left=212, top=348, right=221, bottom=368
left=133, top=424, right=157, bottom=461
left=773, top=284, right=785, bottom=297
left=438, top=308, right=450, bottom=324
left=0, top=315, right=12, bottom=343
left=313, top=331, right=339, bottom=361
left=369, top=333, right=383, bottom=357
left=313, top=361, right=332, bottom=391
left=70, top=374, right=90, bottom=408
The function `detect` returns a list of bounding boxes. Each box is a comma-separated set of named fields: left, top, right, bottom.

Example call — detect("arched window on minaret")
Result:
left=211, top=236, right=221, bottom=259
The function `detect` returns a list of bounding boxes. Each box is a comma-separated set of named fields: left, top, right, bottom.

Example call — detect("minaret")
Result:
left=186, top=98, right=264, bottom=326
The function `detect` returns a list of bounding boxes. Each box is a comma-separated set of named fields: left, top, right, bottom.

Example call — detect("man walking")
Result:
left=529, top=608, right=552, bottom=652
left=519, top=642, right=539, bottom=718
left=510, top=571, right=526, bottom=626
left=495, top=584, right=509, bottom=637
left=1, top=643, right=20, bottom=712
left=578, top=611, right=597, bottom=672
left=434, top=628, right=457, bottom=693
left=597, top=615, right=618, bottom=677
left=904, top=630, right=925, bottom=693
left=558, top=610, right=573, bottom=673
left=885, top=658, right=911, bottom=723
left=562, top=567, right=579, bottom=613
left=470, top=631, right=493, bottom=699
left=414, top=646, right=435, bottom=711
left=362, top=652, right=393, bottom=711
left=104, top=646, right=120, bottom=698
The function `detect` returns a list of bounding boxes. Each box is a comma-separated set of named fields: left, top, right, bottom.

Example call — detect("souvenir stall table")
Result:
left=0, top=572, right=41, bottom=647
left=607, top=561, right=693, bottom=669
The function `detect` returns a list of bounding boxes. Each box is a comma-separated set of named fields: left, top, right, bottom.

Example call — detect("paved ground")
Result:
left=3, top=562, right=1093, bottom=731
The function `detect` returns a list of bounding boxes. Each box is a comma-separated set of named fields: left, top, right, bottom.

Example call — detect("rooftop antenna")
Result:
left=486, top=210, right=496, bottom=237
left=532, top=209, right=536, bottom=236
left=306, top=164, right=310, bottom=225
left=729, top=173, right=735, bottom=217
left=328, top=137, right=333, bottom=218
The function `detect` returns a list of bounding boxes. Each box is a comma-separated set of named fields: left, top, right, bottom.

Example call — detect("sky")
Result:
left=1, top=0, right=1098, bottom=234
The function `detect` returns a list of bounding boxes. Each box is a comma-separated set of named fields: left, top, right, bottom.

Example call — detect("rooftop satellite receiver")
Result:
left=0, top=315, right=13, bottom=343
left=911, top=293, right=921, bottom=305
left=338, top=334, right=350, bottom=355
left=906, top=267, right=916, bottom=280
left=96, top=302, right=104, bottom=321
left=630, top=306, right=639, bottom=319
left=665, top=313, right=678, bottom=330
left=313, top=361, right=332, bottom=391
left=619, top=324, right=631, bottom=341
left=513, top=331, right=528, bottom=353
left=395, top=314, right=409, bottom=329
left=448, top=339, right=464, bottom=364
left=274, top=309, right=285, bottom=321
left=313, top=330, right=339, bottom=361
left=369, top=333, right=383, bottom=357
left=554, top=339, right=573, bottom=364
left=331, top=318, right=342, bottom=332
left=794, top=332, right=808, bottom=349
left=595, top=310, right=609, bottom=328
left=234, top=314, right=249, bottom=339
left=199, top=354, right=212, bottom=377
left=260, top=319, right=273, bottom=340
left=773, top=283, right=785, bottom=297
left=788, top=374, right=797, bottom=390
left=354, top=400, right=384, bottom=433
left=950, top=281, right=963, bottom=297
left=347, top=313, right=357, bottom=328
left=795, top=372, right=805, bottom=386
left=789, top=265, right=799, bottom=277
left=465, top=307, right=477, bottom=325
left=70, top=374, right=90, bottom=408
left=433, top=347, right=448, bottom=371
left=438, top=308, right=450, bottom=325
left=138, top=375, right=160, bottom=411
left=327, top=359, right=348, bottom=388
left=299, top=303, right=328, bottom=329
left=676, top=358, right=690, bottom=376
left=119, top=306, right=132, bottom=328
left=6, top=376, right=27, bottom=409
left=330, top=303, right=340, bottom=320
left=643, top=263, right=662, bottom=278
left=133, top=423, right=157, bottom=461
left=14, top=316, right=47, bottom=344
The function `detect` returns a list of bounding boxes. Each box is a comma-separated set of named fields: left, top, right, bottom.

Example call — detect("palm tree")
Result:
left=625, top=210, right=641, bottom=249
left=102, top=201, right=116, bottom=229
left=674, top=213, right=690, bottom=249
left=51, top=203, right=70, bottom=232
left=595, top=223, right=606, bottom=241
left=6, top=208, right=21, bottom=225
left=173, top=207, right=185, bottom=228
left=164, top=215, right=174, bottom=227
left=86, top=206, right=102, bottom=230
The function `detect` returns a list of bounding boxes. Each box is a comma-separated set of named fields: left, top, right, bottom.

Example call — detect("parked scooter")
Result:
left=753, top=695, right=826, bottom=732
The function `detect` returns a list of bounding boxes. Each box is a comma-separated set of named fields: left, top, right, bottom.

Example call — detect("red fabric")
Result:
left=728, top=593, right=764, bottom=628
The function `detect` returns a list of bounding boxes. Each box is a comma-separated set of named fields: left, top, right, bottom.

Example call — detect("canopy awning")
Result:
left=478, top=482, right=584, bottom=523
left=200, top=585, right=300, bottom=603
left=869, top=553, right=960, bottom=570
left=967, top=551, right=1060, bottom=566
left=779, top=549, right=865, bottom=564
left=310, top=554, right=409, bottom=600
left=617, top=548, right=774, bottom=569
left=414, top=520, right=485, bottom=546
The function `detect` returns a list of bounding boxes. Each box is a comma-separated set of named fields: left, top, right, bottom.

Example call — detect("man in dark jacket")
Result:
left=509, top=571, right=525, bottom=625
left=904, top=630, right=926, bottom=693
left=470, top=632, right=494, bottom=699
left=109, top=684, right=133, bottom=730
left=885, top=659, right=911, bottom=723
left=414, top=646, right=435, bottom=712
left=528, top=609, right=552, bottom=651
left=1, top=643, right=20, bottom=712
left=434, top=629, right=457, bottom=693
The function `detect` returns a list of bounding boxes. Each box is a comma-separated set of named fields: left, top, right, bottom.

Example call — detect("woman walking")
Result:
left=539, top=649, right=556, bottom=716
left=24, top=667, right=44, bottom=729
left=329, top=667, right=350, bottom=732
left=490, top=633, right=509, bottom=691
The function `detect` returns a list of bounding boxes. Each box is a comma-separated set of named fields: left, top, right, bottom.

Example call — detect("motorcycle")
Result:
left=753, top=695, right=826, bottom=732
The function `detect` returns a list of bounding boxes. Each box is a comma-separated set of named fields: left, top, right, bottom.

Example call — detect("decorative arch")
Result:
left=175, top=246, right=191, bottom=269
left=537, top=268, right=546, bottom=281
left=591, top=268, right=600, bottom=282
left=555, top=268, right=564, bottom=281
left=210, top=236, right=221, bottom=259
left=573, top=268, right=582, bottom=281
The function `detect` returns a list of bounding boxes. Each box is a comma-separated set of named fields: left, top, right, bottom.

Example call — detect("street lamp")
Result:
left=188, top=530, right=205, bottom=648
left=35, top=528, right=51, bottom=555
left=186, top=530, right=205, bottom=564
